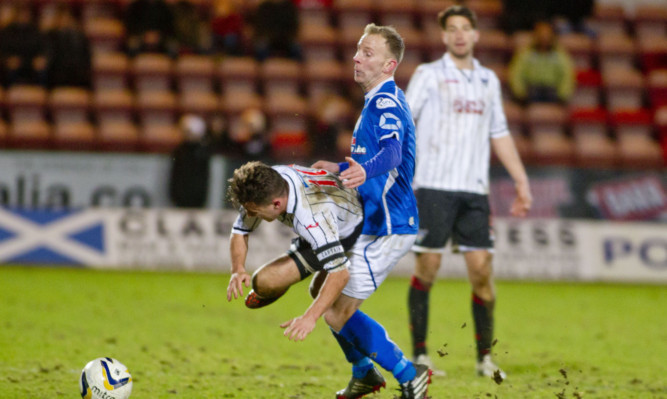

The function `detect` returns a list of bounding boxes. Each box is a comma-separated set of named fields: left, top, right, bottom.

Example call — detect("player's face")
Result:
left=441, top=15, right=479, bottom=60
left=353, top=33, right=394, bottom=92
left=244, top=202, right=281, bottom=222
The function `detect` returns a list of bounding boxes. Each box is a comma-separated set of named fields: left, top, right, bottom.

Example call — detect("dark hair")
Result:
left=438, top=5, right=478, bottom=30
left=227, top=161, right=287, bottom=208
left=363, top=23, right=405, bottom=64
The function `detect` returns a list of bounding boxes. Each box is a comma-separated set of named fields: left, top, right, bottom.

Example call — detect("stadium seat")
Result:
left=655, top=105, right=667, bottom=164
left=98, top=120, right=140, bottom=152
left=131, top=53, right=173, bottom=93
left=569, top=107, right=617, bottom=167
left=53, top=121, right=97, bottom=151
left=0, top=118, right=8, bottom=146
left=638, top=35, right=667, bottom=73
left=303, top=58, right=345, bottom=102
left=5, top=85, right=49, bottom=148
left=140, top=123, right=183, bottom=153
left=260, top=57, right=302, bottom=97
left=263, top=92, right=309, bottom=133
left=633, top=4, right=667, bottom=40
left=602, top=67, right=645, bottom=112
left=375, top=0, right=416, bottom=29
left=571, top=69, right=602, bottom=109
left=596, top=33, right=636, bottom=72
left=647, top=69, right=667, bottom=109
left=468, top=0, right=502, bottom=30
left=560, top=33, right=594, bottom=70
left=610, top=109, right=663, bottom=168
left=178, top=90, right=220, bottom=120
left=502, top=101, right=531, bottom=161
left=83, top=17, right=125, bottom=53
left=270, top=130, right=310, bottom=162
left=474, top=29, right=511, bottom=65
left=217, top=56, right=260, bottom=96
left=299, top=22, right=339, bottom=62
left=525, top=103, right=574, bottom=165
left=9, top=120, right=52, bottom=149
left=175, top=54, right=216, bottom=94
left=92, top=52, right=129, bottom=91
left=333, top=0, right=373, bottom=30
left=394, top=60, right=421, bottom=91
left=589, top=3, right=627, bottom=35
left=338, top=25, right=366, bottom=62
left=49, top=87, right=91, bottom=126
left=399, top=27, right=427, bottom=65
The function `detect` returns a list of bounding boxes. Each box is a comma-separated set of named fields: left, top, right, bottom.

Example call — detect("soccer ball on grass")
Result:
left=79, top=357, right=133, bottom=399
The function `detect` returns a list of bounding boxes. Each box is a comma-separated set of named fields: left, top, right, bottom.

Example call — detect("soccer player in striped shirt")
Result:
left=226, top=162, right=430, bottom=398
left=405, top=5, right=532, bottom=379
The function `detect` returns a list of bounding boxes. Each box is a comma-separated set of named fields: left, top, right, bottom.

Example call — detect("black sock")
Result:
left=408, top=275, right=431, bottom=358
left=472, top=293, right=495, bottom=361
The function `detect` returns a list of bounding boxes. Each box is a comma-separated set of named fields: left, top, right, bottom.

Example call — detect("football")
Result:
left=79, top=357, right=133, bottom=399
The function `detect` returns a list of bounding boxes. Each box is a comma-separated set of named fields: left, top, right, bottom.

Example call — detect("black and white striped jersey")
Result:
left=406, top=53, right=510, bottom=195
left=232, top=165, right=364, bottom=272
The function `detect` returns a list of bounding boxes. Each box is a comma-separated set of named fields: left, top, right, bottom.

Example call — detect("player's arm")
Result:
left=281, top=265, right=349, bottom=341
left=227, top=211, right=259, bottom=301
left=491, top=135, right=532, bottom=217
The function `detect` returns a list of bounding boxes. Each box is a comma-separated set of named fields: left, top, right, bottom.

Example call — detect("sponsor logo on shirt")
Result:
left=376, top=97, right=397, bottom=109
left=453, top=97, right=486, bottom=115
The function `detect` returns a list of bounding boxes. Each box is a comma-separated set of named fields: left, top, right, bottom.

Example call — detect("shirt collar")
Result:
left=443, top=52, right=480, bottom=70
left=364, top=77, right=394, bottom=101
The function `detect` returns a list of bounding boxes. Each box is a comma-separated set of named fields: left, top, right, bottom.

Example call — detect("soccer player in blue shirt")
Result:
left=313, top=23, right=429, bottom=399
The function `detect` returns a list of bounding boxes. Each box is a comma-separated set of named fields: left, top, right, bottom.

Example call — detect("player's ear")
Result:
left=384, top=58, right=398, bottom=74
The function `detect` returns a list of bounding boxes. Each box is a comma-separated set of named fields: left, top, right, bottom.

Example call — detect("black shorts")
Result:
left=413, top=188, right=493, bottom=251
left=287, top=221, right=364, bottom=280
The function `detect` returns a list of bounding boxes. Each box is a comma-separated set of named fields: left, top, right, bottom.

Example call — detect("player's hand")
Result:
left=311, top=160, right=340, bottom=173
left=339, top=157, right=366, bottom=189
left=511, top=182, right=532, bottom=217
left=280, top=315, right=317, bottom=341
left=226, top=272, right=251, bottom=302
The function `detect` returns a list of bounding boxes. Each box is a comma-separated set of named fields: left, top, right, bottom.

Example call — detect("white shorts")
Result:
left=342, top=234, right=417, bottom=300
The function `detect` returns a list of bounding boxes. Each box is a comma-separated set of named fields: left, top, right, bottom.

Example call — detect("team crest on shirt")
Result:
left=376, top=97, right=397, bottom=109
left=379, top=112, right=402, bottom=130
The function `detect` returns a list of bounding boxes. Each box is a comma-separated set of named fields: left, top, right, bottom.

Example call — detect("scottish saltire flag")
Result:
left=0, top=208, right=106, bottom=266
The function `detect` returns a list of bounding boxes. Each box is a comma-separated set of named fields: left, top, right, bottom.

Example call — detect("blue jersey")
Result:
left=351, top=78, right=419, bottom=236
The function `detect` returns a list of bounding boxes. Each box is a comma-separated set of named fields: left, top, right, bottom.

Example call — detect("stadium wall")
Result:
left=0, top=207, right=664, bottom=283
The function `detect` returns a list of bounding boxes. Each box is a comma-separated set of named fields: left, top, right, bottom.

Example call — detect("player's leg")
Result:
left=456, top=193, right=504, bottom=378
left=329, top=234, right=431, bottom=398
left=246, top=254, right=302, bottom=308
left=409, top=189, right=458, bottom=373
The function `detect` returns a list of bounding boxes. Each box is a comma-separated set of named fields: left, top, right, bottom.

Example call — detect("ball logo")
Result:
left=101, top=359, right=132, bottom=390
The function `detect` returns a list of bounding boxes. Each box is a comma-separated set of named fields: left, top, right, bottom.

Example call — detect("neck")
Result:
left=448, top=52, right=474, bottom=70
left=361, top=74, right=391, bottom=93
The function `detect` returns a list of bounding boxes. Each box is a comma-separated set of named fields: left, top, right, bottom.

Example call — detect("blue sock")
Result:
left=331, top=328, right=373, bottom=378
left=339, top=310, right=416, bottom=382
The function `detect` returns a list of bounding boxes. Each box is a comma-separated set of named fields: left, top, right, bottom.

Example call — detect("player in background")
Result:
left=226, top=162, right=430, bottom=399
left=312, top=24, right=430, bottom=398
left=404, top=5, right=532, bottom=379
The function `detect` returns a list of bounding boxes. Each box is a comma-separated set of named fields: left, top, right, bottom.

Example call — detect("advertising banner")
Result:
left=1, top=208, right=664, bottom=283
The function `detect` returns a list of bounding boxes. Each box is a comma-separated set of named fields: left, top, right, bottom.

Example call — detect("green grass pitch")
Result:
left=1, top=266, right=665, bottom=398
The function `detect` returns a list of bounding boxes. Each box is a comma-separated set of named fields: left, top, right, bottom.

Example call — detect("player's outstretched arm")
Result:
left=280, top=267, right=350, bottom=341
left=227, top=233, right=252, bottom=301
left=339, top=157, right=367, bottom=188
left=491, top=135, right=532, bottom=217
